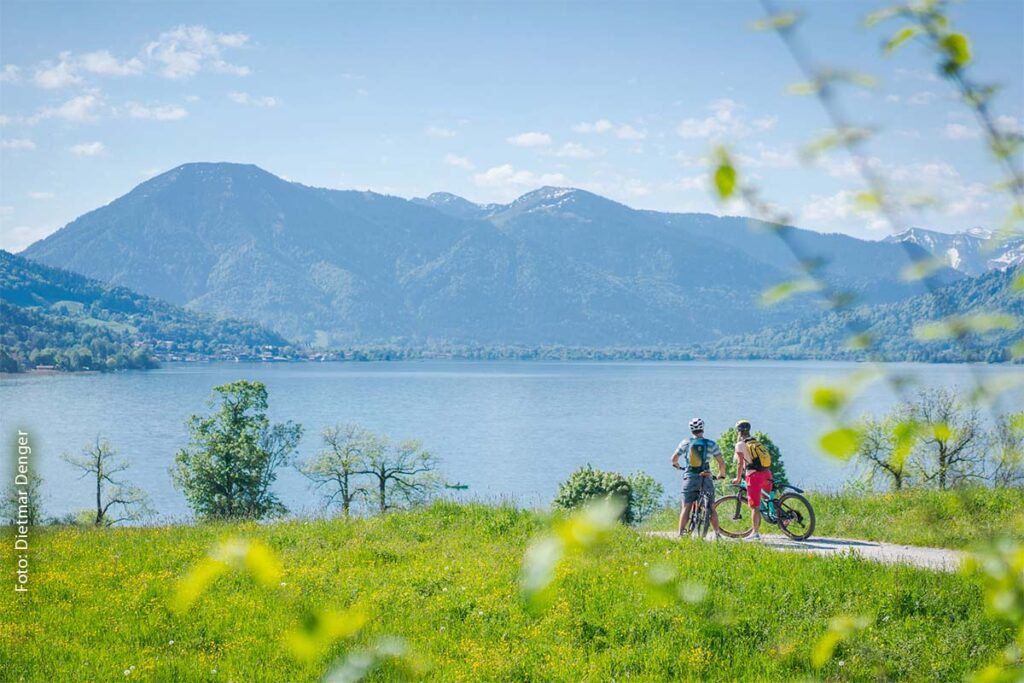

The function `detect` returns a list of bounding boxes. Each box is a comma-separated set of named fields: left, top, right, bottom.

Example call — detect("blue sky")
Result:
left=0, top=0, right=1021, bottom=251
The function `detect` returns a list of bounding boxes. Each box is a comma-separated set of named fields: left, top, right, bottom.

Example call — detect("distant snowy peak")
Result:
left=884, top=226, right=1024, bottom=275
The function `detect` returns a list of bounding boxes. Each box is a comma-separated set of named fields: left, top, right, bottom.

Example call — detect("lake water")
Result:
left=1, top=360, right=1020, bottom=520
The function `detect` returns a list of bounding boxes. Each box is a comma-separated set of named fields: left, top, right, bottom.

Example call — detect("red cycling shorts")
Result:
left=746, top=469, right=773, bottom=508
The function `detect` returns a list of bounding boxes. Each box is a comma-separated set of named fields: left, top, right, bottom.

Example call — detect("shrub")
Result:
left=553, top=465, right=633, bottom=523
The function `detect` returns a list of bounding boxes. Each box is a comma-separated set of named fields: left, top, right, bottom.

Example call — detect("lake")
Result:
left=1, top=360, right=1020, bottom=520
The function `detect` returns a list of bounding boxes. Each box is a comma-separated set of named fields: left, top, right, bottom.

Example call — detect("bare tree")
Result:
left=62, top=437, right=150, bottom=526
left=361, top=438, right=441, bottom=514
left=300, top=425, right=376, bottom=516
left=908, top=388, right=984, bottom=490
left=854, top=416, right=911, bottom=491
left=988, top=413, right=1024, bottom=488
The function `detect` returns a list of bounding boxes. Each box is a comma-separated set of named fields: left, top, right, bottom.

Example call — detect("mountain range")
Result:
left=20, top=162, right=980, bottom=348
left=884, top=227, right=1024, bottom=276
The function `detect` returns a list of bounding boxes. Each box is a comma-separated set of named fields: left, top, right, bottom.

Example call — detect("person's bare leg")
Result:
left=678, top=501, right=694, bottom=535
left=752, top=506, right=762, bottom=534
left=710, top=508, right=721, bottom=535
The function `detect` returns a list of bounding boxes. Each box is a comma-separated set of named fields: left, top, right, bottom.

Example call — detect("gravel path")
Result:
left=645, top=531, right=965, bottom=572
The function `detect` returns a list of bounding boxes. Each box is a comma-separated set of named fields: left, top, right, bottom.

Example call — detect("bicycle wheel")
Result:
left=696, top=493, right=712, bottom=538
left=778, top=492, right=815, bottom=541
left=713, top=495, right=752, bottom=538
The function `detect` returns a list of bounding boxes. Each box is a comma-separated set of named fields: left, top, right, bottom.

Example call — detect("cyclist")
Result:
left=731, top=419, right=772, bottom=541
left=671, top=417, right=726, bottom=539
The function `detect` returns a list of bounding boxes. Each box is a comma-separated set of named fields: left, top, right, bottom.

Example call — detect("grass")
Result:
left=644, top=486, right=1024, bottom=550
left=1, top=501, right=1015, bottom=682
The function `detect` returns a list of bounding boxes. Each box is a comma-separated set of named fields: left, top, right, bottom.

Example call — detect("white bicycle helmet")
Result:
left=688, top=417, right=705, bottom=433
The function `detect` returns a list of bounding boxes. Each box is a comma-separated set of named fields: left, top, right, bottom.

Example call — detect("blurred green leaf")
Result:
left=810, top=385, right=846, bottom=414
left=713, top=163, right=737, bottom=200
left=286, top=607, right=368, bottom=661
left=760, top=279, right=821, bottom=306
left=751, top=12, right=800, bottom=31
left=820, top=428, right=862, bottom=460
left=901, top=257, right=946, bottom=282
left=914, top=314, right=1018, bottom=341
left=940, top=33, right=971, bottom=67
left=845, top=333, right=874, bottom=350
left=854, top=191, right=882, bottom=212
left=932, top=421, right=953, bottom=442
left=863, top=6, right=901, bottom=27
left=884, top=26, right=919, bottom=53
left=787, top=81, right=819, bottom=96
left=812, top=615, right=870, bottom=668
left=891, top=420, right=920, bottom=469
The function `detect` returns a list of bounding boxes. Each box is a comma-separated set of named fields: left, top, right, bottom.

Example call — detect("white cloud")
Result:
left=669, top=174, right=709, bottom=192
left=425, top=125, right=456, bottom=138
left=443, top=153, right=474, bottom=169
left=0, top=65, right=20, bottom=83
left=996, top=115, right=1022, bottom=135
left=33, top=52, right=82, bottom=89
left=572, top=119, right=613, bottom=134
left=885, top=91, right=936, bottom=106
left=38, top=92, right=103, bottom=122
left=472, top=164, right=568, bottom=193
left=676, top=98, right=775, bottom=140
left=184, top=94, right=201, bottom=103
left=735, top=143, right=798, bottom=169
left=506, top=131, right=552, bottom=147
left=615, top=124, right=646, bottom=141
left=80, top=50, right=145, bottom=77
left=572, top=119, right=646, bottom=140
left=28, top=191, right=54, bottom=200
left=943, top=123, right=980, bottom=140
left=894, top=67, right=940, bottom=83
left=227, top=91, right=278, bottom=107
left=800, top=190, right=888, bottom=233
left=125, top=102, right=189, bottom=120
left=69, top=141, right=105, bottom=156
left=0, top=138, right=36, bottom=150
left=0, top=224, right=55, bottom=252
left=556, top=142, right=601, bottom=159
left=144, top=25, right=250, bottom=79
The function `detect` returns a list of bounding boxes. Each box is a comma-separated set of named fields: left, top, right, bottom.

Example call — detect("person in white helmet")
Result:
left=670, top=417, right=726, bottom=538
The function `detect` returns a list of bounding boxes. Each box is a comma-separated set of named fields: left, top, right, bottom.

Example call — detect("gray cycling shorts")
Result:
left=681, top=473, right=713, bottom=504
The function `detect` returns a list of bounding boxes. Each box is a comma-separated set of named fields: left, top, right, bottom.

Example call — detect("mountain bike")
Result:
left=713, top=481, right=816, bottom=541
left=685, top=471, right=724, bottom=539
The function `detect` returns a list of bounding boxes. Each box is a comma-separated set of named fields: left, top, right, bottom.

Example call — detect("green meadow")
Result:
left=2, top=497, right=1020, bottom=682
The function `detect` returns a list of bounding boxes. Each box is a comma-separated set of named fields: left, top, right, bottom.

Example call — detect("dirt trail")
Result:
left=645, top=531, right=965, bottom=572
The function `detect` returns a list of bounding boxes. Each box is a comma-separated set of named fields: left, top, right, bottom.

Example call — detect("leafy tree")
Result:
left=300, top=424, right=376, bottom=516
left=553, top=465, right=634, bottom=523
left=626, top=471, right=665, bottom=524
left=716, top=427, right=790, bottom=488
left=173, top=381, right=303, bottom=519
left=62, top=437, right=150, bottom=526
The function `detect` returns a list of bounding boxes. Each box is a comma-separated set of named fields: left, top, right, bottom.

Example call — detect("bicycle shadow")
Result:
left=759, top=536, right=879, bottom=551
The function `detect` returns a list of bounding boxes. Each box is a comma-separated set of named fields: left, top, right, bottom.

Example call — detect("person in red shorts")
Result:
left=731, top=419, right=772, bottom=541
